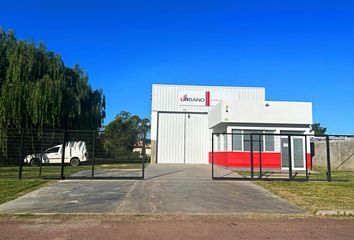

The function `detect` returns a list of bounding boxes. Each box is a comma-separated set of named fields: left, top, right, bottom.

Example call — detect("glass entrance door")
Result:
left=281, top=136, right=305, bottom=170
left=281, top=137, right=289, bottom=168
left=292, top=137, right=305, bottom=169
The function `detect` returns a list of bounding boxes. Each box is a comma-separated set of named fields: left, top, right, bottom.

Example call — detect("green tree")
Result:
left=138, top=117, right=150, bottom=156
left=103, top=111, right=150, bottom=158
left=311, top=122, right=327, bottom=135
left=0, top=28, right=105, bottom=157
left=0, top=28, right=105, bottom=130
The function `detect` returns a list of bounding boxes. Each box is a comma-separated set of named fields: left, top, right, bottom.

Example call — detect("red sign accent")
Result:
left=205, top=91, right=210, bottom=106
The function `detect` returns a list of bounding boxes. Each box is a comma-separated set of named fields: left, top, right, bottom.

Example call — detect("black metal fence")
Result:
left=211, top=132, right=354, bottom=182
left=0, top=128, right=147, bottom=179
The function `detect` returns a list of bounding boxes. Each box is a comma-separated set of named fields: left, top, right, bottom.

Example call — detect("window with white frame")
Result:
left=216, top=134, right=221, bottom=151
left=232, top=129, right=275, bottom=152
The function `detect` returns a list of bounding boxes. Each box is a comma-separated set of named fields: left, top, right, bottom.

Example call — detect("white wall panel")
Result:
left=185, top=114, right=209, bottom=164
left=209, top=100, right=313, bottom=128
left=157, top=113, right=185, bottom=163
left=157, top=113, right=209, bottom=164
left=150, top=111, right=158, bottom=140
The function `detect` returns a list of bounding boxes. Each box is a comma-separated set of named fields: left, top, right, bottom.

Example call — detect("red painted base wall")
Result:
left=209, top=152, right=312, bottom=169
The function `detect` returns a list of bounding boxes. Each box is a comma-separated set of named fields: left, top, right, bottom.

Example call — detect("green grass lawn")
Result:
left=0, top=162, right=146, bottom=179
left=0, top=165, right=92, bottom=178
left=255, top=169, right=354, bottom=213
left=0, top=179, right=47, bottom=205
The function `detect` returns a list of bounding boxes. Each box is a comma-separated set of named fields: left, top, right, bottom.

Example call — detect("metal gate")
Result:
left=0, top=128, right=147, bottom=180
left=211, top=132, right=354, bottom=182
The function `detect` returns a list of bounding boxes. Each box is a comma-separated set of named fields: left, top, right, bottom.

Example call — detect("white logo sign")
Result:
left=178, top=91, right=210, bottom=106
left=178, top=90, right=237, bottom=107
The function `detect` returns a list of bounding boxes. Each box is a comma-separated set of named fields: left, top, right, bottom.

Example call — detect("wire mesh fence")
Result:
left=1, top=128, right=352, bottom=181
left=211, top=132, right=354, bottom=182
left=0, top=128, right=147, bottom=179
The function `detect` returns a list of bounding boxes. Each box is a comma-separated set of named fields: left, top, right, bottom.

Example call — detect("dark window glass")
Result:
left=244, top=130, right=262, bottom=151
left=264, top=130, right=275, bottom=151
left=47, top=147, right=59, bottom=153
left=232, top=130, right=242, bottom=151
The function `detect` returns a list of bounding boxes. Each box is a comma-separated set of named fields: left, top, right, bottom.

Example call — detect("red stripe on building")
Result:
left=208, top=152, right=312, bottom=169
left=206, top=91, right=210, bottom=106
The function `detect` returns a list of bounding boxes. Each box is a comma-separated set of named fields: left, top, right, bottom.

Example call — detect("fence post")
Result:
left=211, top=133, right=214, bottom=179
left=259, top=134, right=262, bottom=179
left=305, top=135, right=308, bottom=180
left=60, top=129, right=67, bottom=180
left=141, top=131, right=146, bottom=179
left=91, top=131, right=96, bottom=179
left=250, top=134, right=254, bottom=180
left=288, top=135, right=292, bottom=180
left=39, top=131, right=43, bottom=177
left=18, top=129, right=25, bottom=179
left=326, top=135, right=331, bottom=182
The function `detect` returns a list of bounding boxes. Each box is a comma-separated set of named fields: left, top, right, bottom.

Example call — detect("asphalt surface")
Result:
left=0, top=164, right=302, bottom=214
left=0, top=218, right=353, bottom=240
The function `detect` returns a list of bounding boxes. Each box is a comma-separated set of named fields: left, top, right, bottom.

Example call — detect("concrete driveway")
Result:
left=0, top=164, right=303, bottom=214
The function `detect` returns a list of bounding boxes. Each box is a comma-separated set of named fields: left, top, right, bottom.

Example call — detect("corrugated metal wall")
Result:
left=152, top=84, right=265, bottom=112
left=185, top=114, right=209, bottom=164
left=157, top=113, right=209, bottom=164
left=157, top=113, right=185, bottom=163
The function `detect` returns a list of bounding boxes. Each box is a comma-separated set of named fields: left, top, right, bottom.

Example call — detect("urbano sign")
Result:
left=178, top=91, right=210, bottom=106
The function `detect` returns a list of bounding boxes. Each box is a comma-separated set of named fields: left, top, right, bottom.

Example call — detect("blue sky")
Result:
left=1, top=0, right=354, bottom=134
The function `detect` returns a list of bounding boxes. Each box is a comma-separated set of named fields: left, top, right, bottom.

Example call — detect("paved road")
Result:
left=0, top=164, right=302, bottom=214
left=0, top=218, right=353, bottom=240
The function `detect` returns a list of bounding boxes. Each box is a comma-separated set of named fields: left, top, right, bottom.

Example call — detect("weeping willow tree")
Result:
left=0, top=28, right=105, bottom=157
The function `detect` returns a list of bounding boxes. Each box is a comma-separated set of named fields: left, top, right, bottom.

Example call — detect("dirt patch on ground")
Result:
left=0, top=217, right=353, bottom=240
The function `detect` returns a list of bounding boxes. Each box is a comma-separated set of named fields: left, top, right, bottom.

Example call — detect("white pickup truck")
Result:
left=24, top=141, right=88, bottom=167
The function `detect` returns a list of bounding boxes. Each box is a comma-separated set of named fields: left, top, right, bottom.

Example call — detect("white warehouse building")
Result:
left=150, top=84, right=313, bottom=170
